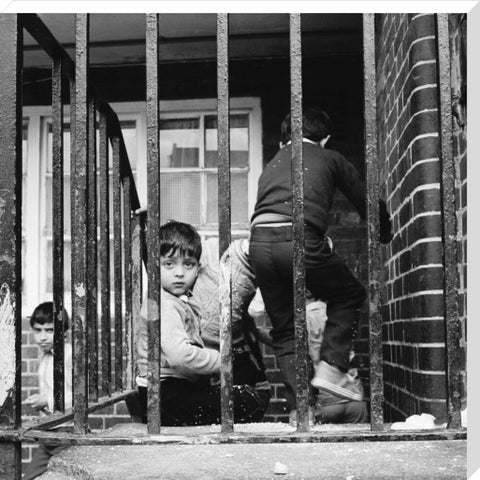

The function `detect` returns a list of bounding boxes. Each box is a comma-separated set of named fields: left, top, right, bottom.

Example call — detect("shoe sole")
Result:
left=311, top=377, right=363, bottom=402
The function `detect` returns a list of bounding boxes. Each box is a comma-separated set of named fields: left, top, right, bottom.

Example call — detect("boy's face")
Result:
left=160, top=249, right=200, bottom=297
left=32, top=322, right=54, bottom=353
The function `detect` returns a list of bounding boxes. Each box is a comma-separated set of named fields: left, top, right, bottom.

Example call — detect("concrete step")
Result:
left=37, top=423, right=467, bottom=480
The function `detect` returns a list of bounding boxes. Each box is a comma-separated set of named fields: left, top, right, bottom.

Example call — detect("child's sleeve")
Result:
left=161, top=302, right=221, bottom=377
left=335, top=154, right=367, bottom=219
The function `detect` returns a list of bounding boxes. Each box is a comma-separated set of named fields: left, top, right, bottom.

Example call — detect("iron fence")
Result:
left=0, top=12, right=466, bottom=480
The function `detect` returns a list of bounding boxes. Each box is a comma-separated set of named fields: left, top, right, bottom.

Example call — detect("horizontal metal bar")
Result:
left=20, top=426, right=466, bottom=446
left=22, top=390, right=137, bottom=434
left=23, top=28, right=361, bottom=52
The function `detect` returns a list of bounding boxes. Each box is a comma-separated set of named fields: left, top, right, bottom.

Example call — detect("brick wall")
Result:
left=376, top=13, right=448, bottom=422
left=449, top=14, right=467, bottom=403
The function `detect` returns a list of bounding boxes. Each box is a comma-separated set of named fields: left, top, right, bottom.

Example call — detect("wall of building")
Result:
left=376, top=13, right=449, bottom=422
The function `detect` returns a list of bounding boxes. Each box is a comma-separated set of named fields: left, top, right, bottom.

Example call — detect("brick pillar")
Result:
left=376, top=14, right=448, bottom=421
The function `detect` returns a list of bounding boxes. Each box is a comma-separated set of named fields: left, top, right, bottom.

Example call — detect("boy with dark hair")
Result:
left=23, top=302, right=72, bottom=480
left=135, top=221, right=267, bottom=425
left=249, top=106, right=393, bottom=410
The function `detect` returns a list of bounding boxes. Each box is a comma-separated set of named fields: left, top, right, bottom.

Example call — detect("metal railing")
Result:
left=0, top=12, right=466, bottom=480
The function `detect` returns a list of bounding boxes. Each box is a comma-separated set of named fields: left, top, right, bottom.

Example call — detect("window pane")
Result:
left=160, top=118, right=200, bottom=168
left=46, top=120, right=137, bottom=174
left=205, top=114, right=249, bottom=168
left=206, top=172, right=248, bottom=224
left=160, top=172, right=201, bottom=225
left=116, top=120, right=138, bottom=169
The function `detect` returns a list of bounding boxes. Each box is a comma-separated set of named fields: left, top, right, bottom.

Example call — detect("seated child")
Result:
left=22, top=302, right=72, bottom=480
left=135, top=221, right=267, bottom=425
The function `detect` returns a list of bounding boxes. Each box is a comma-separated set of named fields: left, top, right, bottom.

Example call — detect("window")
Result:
left=155, top=98, right=261, bottom=232
left=21, top=98, right=262, bottom=311
left=159, top=113, right=250, bottom=226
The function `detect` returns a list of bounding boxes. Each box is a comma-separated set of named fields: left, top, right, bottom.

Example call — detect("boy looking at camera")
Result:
left=23, top=302, right=72, bottom=480
left=135, top=220, right=266, bottom=425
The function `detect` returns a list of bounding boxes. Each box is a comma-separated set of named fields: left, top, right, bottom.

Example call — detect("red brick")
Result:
left=22, top=375, right=39, bottom=387
left=22, top=346, right=39, bottom=359
left=412, top=187, right=441, bottom=215
left=412, top=371, right=447, bottom=399
left=405, top=319, right=446, bottom=344
left=411, top=292, right=444, bottom=318
left=418, top=346, right=446, bottom=371
left=405, top=267, right=444, bottom=293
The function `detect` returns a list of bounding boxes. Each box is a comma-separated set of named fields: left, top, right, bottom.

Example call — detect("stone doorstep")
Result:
left=37, top=423, right=467, bottom=480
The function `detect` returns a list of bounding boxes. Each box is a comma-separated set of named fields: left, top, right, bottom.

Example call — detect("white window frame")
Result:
left=21, top=97, right=262, bottom=312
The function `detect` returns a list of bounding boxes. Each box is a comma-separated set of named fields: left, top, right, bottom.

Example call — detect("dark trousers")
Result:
left=137, top=377, right=269, bottom=426
left=316, top=401, right=368, bottom=424
left=249, top=225, right=366, bottom=406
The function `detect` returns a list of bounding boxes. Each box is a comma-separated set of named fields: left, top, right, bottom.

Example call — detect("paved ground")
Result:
left=37, top=423, right=467, bottom=480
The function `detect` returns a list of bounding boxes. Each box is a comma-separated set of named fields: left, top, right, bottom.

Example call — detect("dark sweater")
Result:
left=251, top=142, right=366, bottom=236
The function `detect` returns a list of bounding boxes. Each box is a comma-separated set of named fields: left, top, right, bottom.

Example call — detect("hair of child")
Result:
left=280, top=105, right=333, bottom=145
left=29, top=301, right=70, bottom=331
left=159, top=220, right=202, bottom=261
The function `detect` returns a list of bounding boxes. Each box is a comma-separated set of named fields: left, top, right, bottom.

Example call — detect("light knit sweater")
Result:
left=136, top=289, right=220, bottom=387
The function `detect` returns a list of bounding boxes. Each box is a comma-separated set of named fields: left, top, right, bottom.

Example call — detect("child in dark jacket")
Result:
left=249, top=105, right=393, bottom=408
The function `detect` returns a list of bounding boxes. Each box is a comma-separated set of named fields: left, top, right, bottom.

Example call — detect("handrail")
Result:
left=19, top=12, right=147, bottom=429
left=20, top=13, right=147, bottom=257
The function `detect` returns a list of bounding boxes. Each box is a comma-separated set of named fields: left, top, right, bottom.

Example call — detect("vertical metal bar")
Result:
left=72, top=13, right=89, bottom=433
left=52, top=55, right=66, bottom=412
left=123, top=175, right=133, bottom=387
left=112, top=132, right=123, bottom=391
left=99, top=111, right=111, bottom=397
left=436, top=13, right=462, bottom=429
left=146, top=13, right=162, bottom=433
left=363, top=13, right=384, bottom=430
left=289, top=13, right=309, bottom=433
left=217, top=13, right=234, bottom=433
left=0, top=13, right=23, bottom=480
left=131, top=214, right=143, bottom=386
left=87, top=94, right=98, bottom=402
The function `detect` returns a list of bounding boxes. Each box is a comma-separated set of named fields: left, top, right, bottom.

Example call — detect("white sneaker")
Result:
left=311, top=360, right=363, bottom=402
